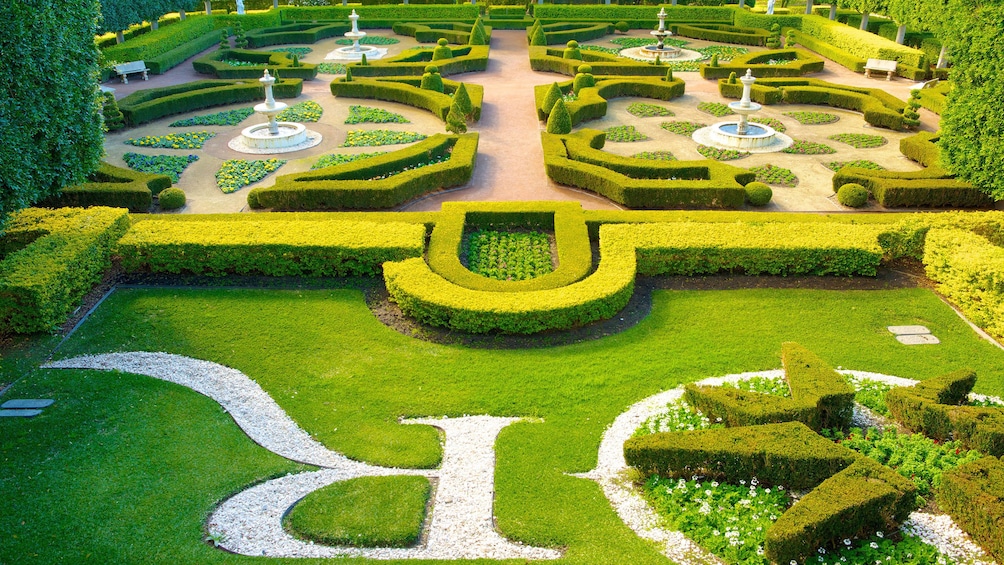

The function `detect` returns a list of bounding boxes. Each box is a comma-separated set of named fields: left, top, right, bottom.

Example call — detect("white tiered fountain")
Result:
left=618, top=7, right=703, bottom=63
left=228, top=70, right=321, bottom=154
left=324, top=10, right=388, bottom=61
left=692, top=69, right=793, bottom=153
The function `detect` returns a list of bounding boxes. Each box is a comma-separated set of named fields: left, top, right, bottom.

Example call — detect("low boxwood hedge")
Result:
left=938, top=456, right=1004, bottom=563
left=718, top=77, right=906, bottom=129
left=331, top=76, right=483, bottom=122
left=393, top=22, right=491, bottom=44
left=671, top=22, right=770, bottom=45
left=543, top=130, right=751, bottom=209
left=530, top=46, right=667, bottom=77
left=924, top=228, right=1004, bottom=343
left=533, top=22, right=613, bottom=46
left=37, top=162, right=170, bottom=213
left=786, top=29, right=867, bottom=73
left=245, top=22, right=350, bottom=48
left=116, top=218, right=426, bottom=277
left=147, top=29, right=228, bottom=75
left=247, top=133, right=478, bottom=210
left=531, top=4, right=734, bottom=25
left=918, top=81, right=950, bottom=115
left=535, top=76, right=685, bottom=124
left=699, top=48, right=824, bottom=79
left=425, top=201, right=592, bottom=292
left=832, top=167, right=991, bottom=209
left=0, top=207, right=130, bottom=334
left=350, top=45, right=489, bottom=77
left=193, top=48, right=318, bottom=80
left=117, top=78, right=303, bottom=126
left=278, top=5, right=479, bottom=25
left=685, top=342, right=856, bottom=430
left=886, top=368, right=1004, bottom=456
left=899, top=130, right=941, bottom=167
left=102, top=15, right=218, bottom=64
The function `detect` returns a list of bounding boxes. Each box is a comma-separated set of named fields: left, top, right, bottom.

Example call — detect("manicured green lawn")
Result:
left=2, top=287, right=1002, bottom=564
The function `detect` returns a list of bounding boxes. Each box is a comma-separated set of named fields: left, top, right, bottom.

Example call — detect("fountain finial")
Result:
left=260, top=69, right=277, bottom=110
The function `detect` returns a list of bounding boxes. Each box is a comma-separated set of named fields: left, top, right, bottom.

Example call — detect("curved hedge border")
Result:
left=718, top=77, right=906, bottom=130
left=245, top=22, right=350, bottom=48
left=531, top=5, right=734, bottom=26
left=917, top=81, right=950, bottom=116
left=671, top=23, right=770, bottom=45
left=798, top=14, right=926, bottom=70
left=247, top=133, right=478, bottom=211
left=529, top=46, right=666, bottom=77
left=393, top=22, right=491, bottom=44
left=425, top=201, right=593, bottom=292
left=831, top=131, right=993, bottom=209
left=193, top=48, right=317, bottom=80
left=699, top=48, right=824, bottom=79
left=118, top=78, right=302, bottom=126
left=39, top=162, right=171, bottom=213
left=531, top=22, right=613, bottom=46
left=350, top=45, right=489, bottom=77
left=787, top=29, right=866, bottom=73
left=924, top=228, right=1004, bottom=342
left=939, top=456, right=1004, bottom=563
left=331, top=76, right=483, bottom=122
left=535, top=76, right=685, bottom=124
left=0, top=207, right=130, bottom=334
left=543, top=130, right=751, bottom=209
left=886, top=368, right=1004, bottom=456
left=116, top=218, right=426, bottom=277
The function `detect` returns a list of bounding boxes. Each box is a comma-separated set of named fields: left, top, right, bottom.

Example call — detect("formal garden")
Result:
left=2, top=0, right=1004, bottom=564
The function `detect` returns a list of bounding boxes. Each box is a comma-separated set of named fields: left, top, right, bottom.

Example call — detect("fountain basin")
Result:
left=618, top=46, right=704, bottom=62
left=692, top=120, right=794, bottom=153
left=228, top=122, right=322, bottom=154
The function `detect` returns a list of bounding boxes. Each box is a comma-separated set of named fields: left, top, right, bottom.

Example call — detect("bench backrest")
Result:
left=115, top=61, right=147, bottom=72
left=865, top=58, right=897, bottom=71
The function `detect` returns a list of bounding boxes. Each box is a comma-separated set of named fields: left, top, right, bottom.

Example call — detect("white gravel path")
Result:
left=45, top=353, right=560, bottom=561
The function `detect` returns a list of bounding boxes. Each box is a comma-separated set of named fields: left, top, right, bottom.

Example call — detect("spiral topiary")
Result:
left=744, top=182, right=773, bottom=207
left=158, top=188, right=186, bottom=210
left=837, top=183, right=869, bottom=207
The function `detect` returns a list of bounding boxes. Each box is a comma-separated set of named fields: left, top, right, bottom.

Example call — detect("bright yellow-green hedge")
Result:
left=699, top=48, right=824, bottom=79
left=534, top=76, right=685, bottom=124
left=116, top=219, right=425, bottom=277
left=938, top=456, right=1004, bottom=563
left=799, top=14, right=926, bottom=68
left=923, top=228, right=1004, bottom=341
left=331, top=76, right=483, bottom=122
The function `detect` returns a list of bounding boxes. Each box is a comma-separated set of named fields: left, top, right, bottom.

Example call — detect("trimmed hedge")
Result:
left=383, top=224, right=637, bottom=334
left=393, top=22, right=490, bottom=44
left=350, top=45, right=489, bottom=78
left=938, top=456, right=1004, bottom=563
left=38, top=162, right=170, bottom=213
left=886, top=368, right=1004, bottom=456
left=534, top=76, right=685, bottom=124
left=718, top=77, right=906, bottom=130
left=102, top=15, right=217, bottom=64
left=193, top=48, right=318, bottom=80
left=918, top=81, right=951, bottom=116
left=685, top=342, right=857, bottom=430
left=245, top=22, right=350, bottom=48
left=899, top=130, right=941, bottom=168
left=117, top=78, right=302, bottom=126
left=544, top=130, right=751, bottom=209
left=798, top=14, right=926, bottom=69
left=671, top=23, right=770, bottom=45
left=532, top=5, right=734, bottom=24
left=331, top=76, right=483, bottom=122
left=425, top=201, right=592, bottom=292
left=147, top=29, right=227, bottom=75
left=278, top=5, right=479, bottom=25
left=117, top=219, right=425, bottom=277
left=247, top=133, right=478, bottom=211
left=786, top=29, right=866, bottom=72
left=700, top=48, right=824, bottom=79
left=0, top=207, right=130, bottom=334
left=535, top=22, right=613, bottom=46
left=530, top=46, right=667, bottom=77
left=924, top=229, right=1004, bottom=344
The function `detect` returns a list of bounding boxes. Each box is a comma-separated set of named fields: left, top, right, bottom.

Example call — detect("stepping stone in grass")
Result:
left=1, top=399, right=54, bottom=409
left=887, top=325, right=932, bottom=335
left=0, top=409, right=43, bottom=417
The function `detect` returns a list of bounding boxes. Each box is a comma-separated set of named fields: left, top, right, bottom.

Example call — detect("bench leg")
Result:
left=142, top=71, right=148, bottom=80
left=885, top=72, right=892, bottom=81
left=120, top=75, right=128, bottom=84
left=864, top=69, right=871, bottom=78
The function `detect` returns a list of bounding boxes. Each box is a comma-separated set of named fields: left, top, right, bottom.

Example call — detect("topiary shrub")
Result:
left=563, top=40, right=582, bottom=60
left=837, top=183, right=869, bottom=207
left=664, top=67, right=674, bottom=82
left=572, top=66, right=595, bottom=95
left=420, top=66, right=444, bottom=93
left=546, top=99, right=572, bottom=134
left=541, top=82, right=562, bottom=115
left=727, top=71, right=737, bottom=84
left=745, top=181, right=773, bottom=206
left=709, top=53, right=719, bottom=67
left=529, top=24, right=547, bottom=46
left=158, top=187, right=186, bottom=210
left=360, top=53, right=369, bottom=66
left=615, top=21, right=629, bottom=33
left=452, top=83, right=474, bottom=120
left=101, top=92, right=125, bottom=132
left=432, top=38, right=452, bottom=61
left=903, top=89, right=922, bottom=129
left=219, top=30, right=230, bottom=49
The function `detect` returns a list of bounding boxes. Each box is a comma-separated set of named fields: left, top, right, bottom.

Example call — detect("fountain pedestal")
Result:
left=324, top=10, right=388, bottom=61
left=691, top=69, right=793, bottom=153
left=618, top=7, right=704, bottom=62
left=228, top=70, right=322, bottom=155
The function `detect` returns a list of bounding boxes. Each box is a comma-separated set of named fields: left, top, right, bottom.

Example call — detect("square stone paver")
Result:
left=896, top=334, right=941, bottom=345
left=1, top=399, right=54, bottom=409
left=0, top=409, right=43, bottom=417
left=888, top=325, right=932, bottom=335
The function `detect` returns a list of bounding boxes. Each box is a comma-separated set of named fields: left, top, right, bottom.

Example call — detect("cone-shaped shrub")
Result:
left=665, top=67, right=674, bottom=82
left=527, top=19, right=541, bottom=43
left=728, top=71, right=737, bottom=84
left=530, top=25, right=547, bottom=46
left=541, top=82, right=562, bottom=115
left=710, top=53, right=718, bottom=67
left=453, top=83, right=474, bottom=119
left=546, top=99, right=572, bottom=134
left=432, top=38, right=452, bottom=61
left=345, top=67, right=353, bottom=81
left=470, top=17, right=488, bottom=45
left=446, top=106, right=467, bottom=134
left=361, top=53, right=368, bottom=66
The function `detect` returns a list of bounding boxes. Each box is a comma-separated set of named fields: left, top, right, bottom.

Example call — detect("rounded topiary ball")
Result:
left=438, top=38, right=449, bottom=46
left=744, top=182, right=773, bottom=207
left=158, top=188, right=186, bottom=210
left=837, top=183, right=869, bottom=207
left=615, top=21, right=629, bottom=33
left=567, top=40, right=579, bottom=48
left=424, top=65, right=440, bottom=74
left=577, top=64, right=592, bottom=74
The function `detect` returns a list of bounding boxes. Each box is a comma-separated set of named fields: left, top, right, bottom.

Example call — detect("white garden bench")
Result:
left=864, top=58, right=897, bottom=81
left=114, top=61, right=149, bottom=84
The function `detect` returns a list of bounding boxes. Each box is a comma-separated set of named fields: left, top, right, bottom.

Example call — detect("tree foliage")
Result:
left=940, top=0, right=1004, bottom=200
left=0, top=0, right=104, bottom=221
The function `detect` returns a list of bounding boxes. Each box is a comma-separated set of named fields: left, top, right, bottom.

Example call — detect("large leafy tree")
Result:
left=940, top=0, right=1004, bottom=200
left=0, top=0, right=105, bottom=221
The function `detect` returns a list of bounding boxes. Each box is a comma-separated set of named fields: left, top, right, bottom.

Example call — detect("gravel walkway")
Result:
left=45, top=353, right=560, bottom=561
